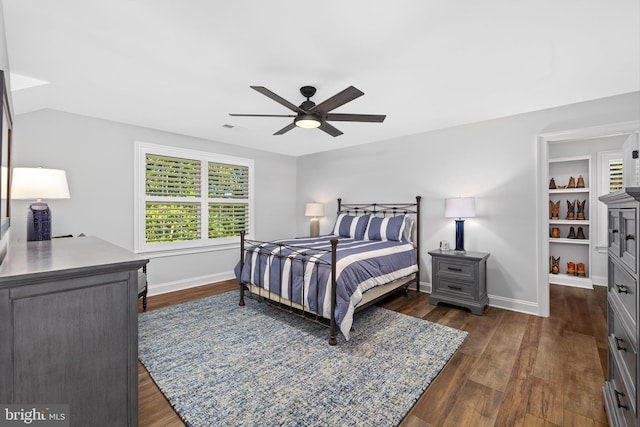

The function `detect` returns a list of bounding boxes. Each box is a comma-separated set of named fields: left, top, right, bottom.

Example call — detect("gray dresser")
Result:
left=600, top=189, right=640, bottom=427
left=0, top=237, right=147, bottom=427
left=428, top=249, right=490, bottom=315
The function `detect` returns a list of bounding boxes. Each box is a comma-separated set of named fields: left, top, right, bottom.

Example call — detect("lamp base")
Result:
left=454, top=219, right=465, bottom=253
left=310, top=218, right=320, bottom=237
left=27, top=202, right=51, bottom=241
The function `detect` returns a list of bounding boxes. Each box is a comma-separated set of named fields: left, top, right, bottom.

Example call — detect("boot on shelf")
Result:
left=577, top=175, right=585, bottom=188
left=576, top=200, right=586, bottom=220
left=568, top=176, right=576, bottom=188
left=550, top=201, right=560, bottom=220
left=551, top=227, right=560, bottom=238
left=566, top=200, right=576, bottom=220
left=577, top=227, right=586, bottom=239
left=577, top=263, right=586, bottom=277
left=550, top=256, right=560, bottom=274
left=567, top=262, right=576, bottom=276
left=549, top=177, right=557, bottom=189
left=567, top=226, right=577, bottom=239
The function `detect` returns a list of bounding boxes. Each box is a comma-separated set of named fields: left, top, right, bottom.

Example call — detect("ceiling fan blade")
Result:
left=274, top=122, right=296, bottom=135
left=318, top=121, right=343, bottom=137
left=250, top=86, right=306, bottom=113
left=229, top=114, right=296, bottom=118
left=325, top=113, right=386, bottom=123
left=311, top=86, right=364, bottom=114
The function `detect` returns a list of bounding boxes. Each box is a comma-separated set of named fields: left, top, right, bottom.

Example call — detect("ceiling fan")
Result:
left=229, top=85, right=386, bottom=137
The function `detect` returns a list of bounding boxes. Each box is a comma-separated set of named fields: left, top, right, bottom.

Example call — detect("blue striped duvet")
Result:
left=235, top=235, right=418, bottom=339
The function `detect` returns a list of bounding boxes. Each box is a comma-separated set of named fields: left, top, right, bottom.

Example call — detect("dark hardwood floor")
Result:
left=138, top=281, right=609, bottom=427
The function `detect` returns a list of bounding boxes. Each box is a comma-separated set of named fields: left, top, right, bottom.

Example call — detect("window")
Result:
left=135, top=142, right=254, bottom=253
left=608, top=159, right=623, bottom=192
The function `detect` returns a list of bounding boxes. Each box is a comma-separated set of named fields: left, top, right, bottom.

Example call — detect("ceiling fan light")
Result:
left=295, top=114, right=321, bottom=129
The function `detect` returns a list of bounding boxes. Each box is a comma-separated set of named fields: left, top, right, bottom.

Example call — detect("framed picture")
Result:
left=0, top=69, right=13, bottom=240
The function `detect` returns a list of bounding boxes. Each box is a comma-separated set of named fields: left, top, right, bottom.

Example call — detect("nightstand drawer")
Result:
left=437, top=278, right=474, bottom=299
left=434, top=258, right=475, bottom=280
left=611, top=262, right=637, bottom=323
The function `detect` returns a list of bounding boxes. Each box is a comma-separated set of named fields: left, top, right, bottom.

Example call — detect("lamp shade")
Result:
left=445, top=197, right=475, bottom=218
left=305, top=202, right=324, bottom=217
left=11, top=167, right=71, bottom=200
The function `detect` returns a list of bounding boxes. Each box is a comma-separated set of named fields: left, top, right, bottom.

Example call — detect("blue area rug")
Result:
left=138, top=291, right=467, bottom=426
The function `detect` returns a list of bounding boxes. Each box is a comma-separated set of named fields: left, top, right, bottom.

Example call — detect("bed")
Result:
left=235, top=196, right=421, bottom=344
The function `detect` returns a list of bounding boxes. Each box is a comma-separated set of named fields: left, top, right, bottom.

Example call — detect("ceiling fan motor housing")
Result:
left=300, top=86, right=316, bottom=98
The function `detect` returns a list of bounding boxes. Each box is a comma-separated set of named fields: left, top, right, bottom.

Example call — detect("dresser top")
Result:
left=428, top=249, right=490, bottom=261
left=0, top=236, right=147, bottom=286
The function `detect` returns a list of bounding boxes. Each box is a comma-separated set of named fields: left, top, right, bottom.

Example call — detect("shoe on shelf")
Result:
left=566, top=200, right=576, bottom=220
left=567, top=226, right=577, bottom=239
left=577, top=175, right=585, bottom=188
left=567, top=262, right=576, bottom=276
left=577, top=227, right=586, bottom=239
left=577, top=263, right=586, bottom=277
left=549, top=178, right=557, bottom=189
left=568, top=176, right=576, bottom=188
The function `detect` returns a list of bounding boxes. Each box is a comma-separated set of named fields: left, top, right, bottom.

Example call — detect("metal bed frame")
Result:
left=238, top=196, right=421, bottom=345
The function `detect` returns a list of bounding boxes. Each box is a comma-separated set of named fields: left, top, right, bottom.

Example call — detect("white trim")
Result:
left=596, top=150, right=623, bottom=247
left=417, top=281, right=431, bottom=293
left=537, top=120, right=640, bottom=317
left=133, top=141, right=255, bottom=254
left=147, top=270, right=236, bottom=296
left=487, top=294, right=538, bottom=316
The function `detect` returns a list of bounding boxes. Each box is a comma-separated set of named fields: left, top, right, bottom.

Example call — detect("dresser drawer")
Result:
left=436, top=278, right=474, bottom=299
left=434, top=258, right=475, bottom=280
left=611, top=262, right=638, bottom=323
left=610, top=304, right=638, bottom=398
left=609, top=357, right=637, bottom=427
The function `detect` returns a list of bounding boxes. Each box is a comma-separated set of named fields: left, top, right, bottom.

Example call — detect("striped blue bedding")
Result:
left=234, top=235, right=418, bottom=339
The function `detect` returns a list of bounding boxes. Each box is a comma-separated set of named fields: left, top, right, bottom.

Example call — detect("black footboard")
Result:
left=237, top=231, right=339, bottom=345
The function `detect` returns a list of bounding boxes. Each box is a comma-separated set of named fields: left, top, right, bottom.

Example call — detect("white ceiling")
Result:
left=3, top=0, right=639, bottom=157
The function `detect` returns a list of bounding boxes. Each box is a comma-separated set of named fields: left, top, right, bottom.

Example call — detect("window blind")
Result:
left=609, top=159, right=623, bottom=192
left=141, top=149, right=252, bottom=248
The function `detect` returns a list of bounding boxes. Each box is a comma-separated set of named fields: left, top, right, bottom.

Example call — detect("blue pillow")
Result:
left=365, top=215, right=406, bottom=241
left=333, top=213, right=370, bottom=240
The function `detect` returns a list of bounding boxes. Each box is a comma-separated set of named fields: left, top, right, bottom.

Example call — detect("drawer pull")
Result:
left=615, top=390, right=628, bottom=410
left=625, top=234, right=635, bottom=241
left=615, top=336, right=627, bottom=352
left=447, top=285, right=463, bottom=291
left=447, top=267, right=463, bottom=272
left=612, top=229, right=619, bottom=234
left=615, top=284, right=629, bottom=294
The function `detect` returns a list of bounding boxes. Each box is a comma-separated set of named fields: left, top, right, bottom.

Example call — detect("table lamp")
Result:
left=11, top=167, right=71, bottom=241
left=445, top=197, right=475, bottom=253
left=305, top=202, right=324, bottom=237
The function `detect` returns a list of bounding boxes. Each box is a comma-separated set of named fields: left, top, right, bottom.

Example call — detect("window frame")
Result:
left=596, top=149, right=623, bottom=249
left=134, top=141, right=254, bottom=255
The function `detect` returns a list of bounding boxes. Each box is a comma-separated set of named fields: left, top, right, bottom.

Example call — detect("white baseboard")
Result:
left=487, top=294, right=539, bottom=316
left=148, top=277, right=540, bottom=317
left=591, top=275, right=608, bottom=287
left=148, top=270, right=236, bottom=296
left=417, top=281, right=431, bottom=293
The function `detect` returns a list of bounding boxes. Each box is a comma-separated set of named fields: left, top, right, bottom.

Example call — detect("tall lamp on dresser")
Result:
left=600, top=188, right=640, bottom=427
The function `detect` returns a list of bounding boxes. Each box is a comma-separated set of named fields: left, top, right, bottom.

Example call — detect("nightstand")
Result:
left=428, top=249, right=490, bottom=315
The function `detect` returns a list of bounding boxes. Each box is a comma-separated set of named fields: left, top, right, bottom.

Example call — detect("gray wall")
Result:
left=296, top=92, right=640, bottom=314
left=10, top=109, right=297, bottom=294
